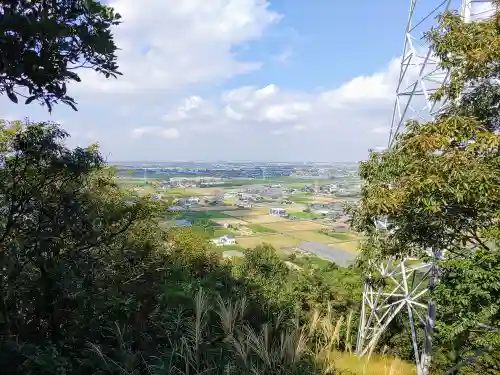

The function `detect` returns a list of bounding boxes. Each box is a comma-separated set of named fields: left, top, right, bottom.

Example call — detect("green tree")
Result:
left=350, top=4, right=500, bottom=372
left=0, top=0, right=121, bottom=111
left=0, top=120, right=332, bottom=375
left=0, top=119, right=160, bottom=341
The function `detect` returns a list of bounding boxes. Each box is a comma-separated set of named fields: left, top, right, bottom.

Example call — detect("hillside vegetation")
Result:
left=1, top=0, right=500, bottom=374
left=0, top=120, right=406, bottom=374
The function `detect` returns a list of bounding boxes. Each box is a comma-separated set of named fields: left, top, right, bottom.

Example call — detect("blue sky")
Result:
left=0, top=0, right=468, bottom=162
left=232, top=0, right=408, bottom=91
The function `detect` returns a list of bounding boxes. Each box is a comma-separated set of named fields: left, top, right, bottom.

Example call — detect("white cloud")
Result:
left=74, top=0, right=281, bottom=94
left=131, top=126, right=159, bottom=138
left=162, top=128, right=180, bottom=138
left=131, top=126, right=180, bottom=139
left=162, top=96, right=213, bottom=121
left=0, top=0, right=419, bottom=162
left=142, top=57, right=402, bottom=161
left=262, top=102, right=312, bottom=122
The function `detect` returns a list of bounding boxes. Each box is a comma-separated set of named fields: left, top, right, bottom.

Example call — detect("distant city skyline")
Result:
left=109, top=160, right=361, bottom=164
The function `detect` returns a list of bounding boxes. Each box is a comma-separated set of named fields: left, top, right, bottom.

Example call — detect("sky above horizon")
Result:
left=0, top=0, right=467, bottom=162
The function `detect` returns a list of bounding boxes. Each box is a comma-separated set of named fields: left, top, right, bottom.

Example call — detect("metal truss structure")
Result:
left=356, top=2, right=496, bottom=375
left=387, top=0, right=496, bottom=147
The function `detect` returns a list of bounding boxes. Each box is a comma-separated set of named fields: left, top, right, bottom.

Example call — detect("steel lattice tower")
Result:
left=355, top=2, right=496, bottom=375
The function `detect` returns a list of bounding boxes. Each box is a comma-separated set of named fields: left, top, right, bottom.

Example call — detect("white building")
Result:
left=212, top=234, right=236, bottom=246
left=269, top=208, right=287, bottom=217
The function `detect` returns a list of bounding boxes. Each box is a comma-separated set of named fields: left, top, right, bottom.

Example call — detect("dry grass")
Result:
left=289, top=231, right=337, bottom=244
left=121, top=288, right=416, bottom=375
left=236, top=234, right=300, bottom=249
left=251, top=208, right=274, bottom=215
left=212, top=218, right=248, bottom=226
left=305, top=305, right=415, bottom=375
left=324, top=352, right=417, bottom=375
left=261, top=221, right=327, bottom=232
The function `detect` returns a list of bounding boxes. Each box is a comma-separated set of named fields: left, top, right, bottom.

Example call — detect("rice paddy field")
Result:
left=211, top=218, right=248, bottom=226
left=236, top=234, right=301, bottom=249
left=222, top=210, right=255, bottom=217
left=241, top=215, right=287, bottom=224
left=289, top=231, right=339, bottom=243
left=260, top=221, right=327, bottom=232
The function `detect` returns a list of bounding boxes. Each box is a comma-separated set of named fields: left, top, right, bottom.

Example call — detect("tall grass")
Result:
left=89, top=289, right=415, bottom=375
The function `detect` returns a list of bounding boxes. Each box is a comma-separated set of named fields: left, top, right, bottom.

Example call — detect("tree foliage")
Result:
left=0, top=0, right=121, bottom=111
left=0, top=120, right=364, bottom=375
left=350, top=5, right=500, bottom=372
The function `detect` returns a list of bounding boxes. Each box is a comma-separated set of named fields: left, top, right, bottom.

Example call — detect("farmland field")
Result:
left=236, top=234, right=300, bottom=249
left=191, top=205, right=234, bottom=211
left=211, top=218, right=248, bottom=226
left=242, top=215, right=287, bottom=224
left=288, top=211, right=323, bottom=219
left=310, top=196, right=335, bottom=203
left=214, top=228, right=234, bottom=237
left=164, top=188, right=203, bottom=196
left=185, top=187, right=229, bottom=195
left=247, top=224, right=277, bottom=233
left=289, top=231, right=337, bottom=243
left=261, top=221, right=327, bottom=232
left=223, top=210, right=255, bottom=217
left=328, top=241, right=360, bottom=252
left=181, top=211, right=233, bottom=220
left=325, top=232, right=354, bottom=241
left=288, top=194, right=313, bottom=203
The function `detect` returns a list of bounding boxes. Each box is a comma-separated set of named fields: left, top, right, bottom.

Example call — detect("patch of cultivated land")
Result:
left=287, top=203, right=308, bottom=211
left=222, top=210, right=256, bottom=217
left=242, top=215, right=287, bottom=224
left=328, top=241, right=360, bottom=252
left=191, top=205, right=234, bottom=211
left=325, top=232, right=355, bottom=241
left=247, top=224, right=276, bottom=233
left=310, top=196, right=335, bottom=203
left=236, top=234, right=300, bottom=249
left=181, top=211, right=233, bottom=220
left=261, top=221, right=327, bottom=232
left=288, top=211, right=322, bottom=219
left=289, top=231, right=338, bottom=244
left=165, top=188, right=203, bottom=196
left=211, top=218, right=248, bottom=226
left=185, top=187, right=227, bottom=195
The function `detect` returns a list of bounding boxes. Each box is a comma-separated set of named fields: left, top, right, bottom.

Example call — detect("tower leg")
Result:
left=356, top=258, right=433, bottom=375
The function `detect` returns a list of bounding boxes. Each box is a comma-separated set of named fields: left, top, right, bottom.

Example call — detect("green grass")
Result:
left=164, top=188, right=201, bottom=197
left=324, top=232, right=352, bottom=241
left=247, top=224, right=277, bottom=233
left=287, top=193, right=313, bottom=203
left=289, top=211, right=322, bottom=219
left=214, top=228, right=234, bottom=237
